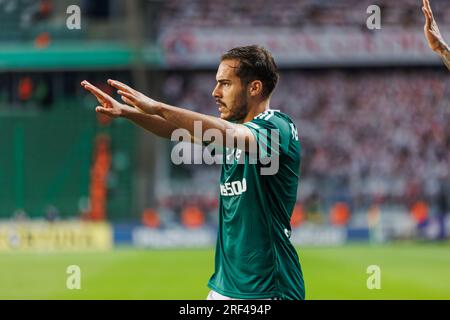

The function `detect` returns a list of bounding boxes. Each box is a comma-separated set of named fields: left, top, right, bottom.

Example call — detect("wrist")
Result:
left=442, top=46, right=450, bottom=58
left=152, top=101, right=165, bottom=116
left=437, top=42, right=450, bottom=56
left=121, top=104, right=141, bottom=119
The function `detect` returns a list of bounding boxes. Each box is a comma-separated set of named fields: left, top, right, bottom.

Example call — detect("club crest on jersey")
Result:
left=284, top=228, right=291, bottom=239
left=225, top=148, right=243, bottom=163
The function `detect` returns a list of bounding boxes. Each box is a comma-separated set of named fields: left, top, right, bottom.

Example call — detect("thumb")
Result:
left=423, top=8, right=431, bottom=29
left=96, top=106, right=111, bottom=114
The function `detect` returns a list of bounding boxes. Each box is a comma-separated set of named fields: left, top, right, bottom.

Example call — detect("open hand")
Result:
left=81, top=80, right=131, bottom=118
left=422, top=0, right=449, bottom=55
left=108, top=79, right=159, bottom=115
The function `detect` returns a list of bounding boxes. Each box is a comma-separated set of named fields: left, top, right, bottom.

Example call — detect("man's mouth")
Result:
left=216, top=101, right=226, bottom=112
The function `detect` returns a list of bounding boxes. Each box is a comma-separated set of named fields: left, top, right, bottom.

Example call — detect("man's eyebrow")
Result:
left=217, top=79, right=231, bottom=83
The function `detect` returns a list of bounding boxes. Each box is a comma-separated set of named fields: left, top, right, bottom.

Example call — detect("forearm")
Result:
left=153, top=102, right=237, bottom=140
left=434, top=40, right=450, bottom=71
left=442, top=49, right=450, bottom=71
left=122, top=107, right=178, bottom=139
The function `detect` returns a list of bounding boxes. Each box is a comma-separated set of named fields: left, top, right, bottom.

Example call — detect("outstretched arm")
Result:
left=81, top=80, right=178, bottom=139
left=108, top=79, right=255, bottom=149
left=422, top=0, right=450, bottom=70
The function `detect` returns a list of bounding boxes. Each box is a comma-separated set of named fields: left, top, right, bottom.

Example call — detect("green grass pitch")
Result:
left=1, top=243, right=449, bottom=299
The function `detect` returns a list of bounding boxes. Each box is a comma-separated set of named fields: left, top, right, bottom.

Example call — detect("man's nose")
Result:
left=212, top=85, right=221, bottom=98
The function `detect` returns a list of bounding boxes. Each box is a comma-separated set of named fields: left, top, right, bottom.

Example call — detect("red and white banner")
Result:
left=159, top=27, right=446, bottom=67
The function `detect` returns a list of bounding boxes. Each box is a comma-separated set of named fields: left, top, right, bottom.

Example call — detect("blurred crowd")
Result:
left=3, top=0, right=450, bottom=229
left=3, top=0, right=450, bottom=43
left=3, top=0, right=450, bottom=44
left=156, top=0, right=450, bottom=32
left=161, top=68, right=450, bottom=215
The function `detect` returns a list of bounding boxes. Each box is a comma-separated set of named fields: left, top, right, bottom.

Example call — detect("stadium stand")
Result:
left=1, top=0, right=449, bottom=232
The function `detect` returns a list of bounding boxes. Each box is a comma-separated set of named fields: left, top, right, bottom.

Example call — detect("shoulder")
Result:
left=246, top=109, right=295, bottom=133
left=243, top=109, right=299, bottom=155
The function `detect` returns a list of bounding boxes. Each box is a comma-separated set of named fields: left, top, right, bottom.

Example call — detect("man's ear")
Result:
left=248, top=80, right=263, bottom=97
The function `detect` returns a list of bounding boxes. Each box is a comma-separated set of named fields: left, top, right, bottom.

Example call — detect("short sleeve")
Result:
left=243, top=110, right=292, bottom=158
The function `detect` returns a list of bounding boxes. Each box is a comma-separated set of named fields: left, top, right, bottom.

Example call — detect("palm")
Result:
left=425, top=18, right=443, bottom=48
left=423, top=0, right=448, bottom=53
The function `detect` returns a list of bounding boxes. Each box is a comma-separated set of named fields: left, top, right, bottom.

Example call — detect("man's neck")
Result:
left=240, top=100, right=270, bottom=123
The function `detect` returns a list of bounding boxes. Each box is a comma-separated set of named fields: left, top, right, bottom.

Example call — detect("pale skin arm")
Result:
left=422, top=0, right=450, bottom=70
left=107, top=79, right=256, bottom=150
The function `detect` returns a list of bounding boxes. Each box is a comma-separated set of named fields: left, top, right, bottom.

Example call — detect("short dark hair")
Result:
left=221, top=45, right=279, bottom=100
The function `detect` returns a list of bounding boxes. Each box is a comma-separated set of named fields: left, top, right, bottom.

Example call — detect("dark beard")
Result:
left=227, top=95, right=248, bottom=123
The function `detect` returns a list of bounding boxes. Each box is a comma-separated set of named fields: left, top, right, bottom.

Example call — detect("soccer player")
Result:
left=422, top=0, right=450, bottom=70
left=81, top=45, right=305, bottom=300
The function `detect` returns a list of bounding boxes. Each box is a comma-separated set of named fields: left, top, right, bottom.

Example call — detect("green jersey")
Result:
left=207, top=110, right=305, bottom=300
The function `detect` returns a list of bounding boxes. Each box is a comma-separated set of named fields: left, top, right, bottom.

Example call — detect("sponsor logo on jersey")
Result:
left=220, top=178, right=247, bottom=196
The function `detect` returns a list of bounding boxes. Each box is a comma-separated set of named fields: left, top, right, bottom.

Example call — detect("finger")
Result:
left=83, top=83, right=113, bottom=102
left=118, top=90, right=138, bottom=103
left=424, top=0, right=434, bottom=20
left=81, top=82, right=102, bottom=100
left=108, top=79, right=136, bottom=94
left=96, top=106, right=114, bottom=116
left=81, top=80, right=99, bottom=93
left=423, top=7, right=430, bottom=25
left=81, top=80, right=100, bottom=93
left=96, top=106, right=107, bottom=113
left=423, top=7, right=431, bottom=29
left=120, top=95, right=135, bottom=106
left=81, top=80, right=94, bottom=87
left=424, top=5, right=433, bottom=20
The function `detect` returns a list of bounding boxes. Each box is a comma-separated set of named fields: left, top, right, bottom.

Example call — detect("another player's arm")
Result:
left=108, top=79, right=256, bottom=150
left=422, top=0, right=450, bottom=70
left=81, top=80, right=178, bottom=139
